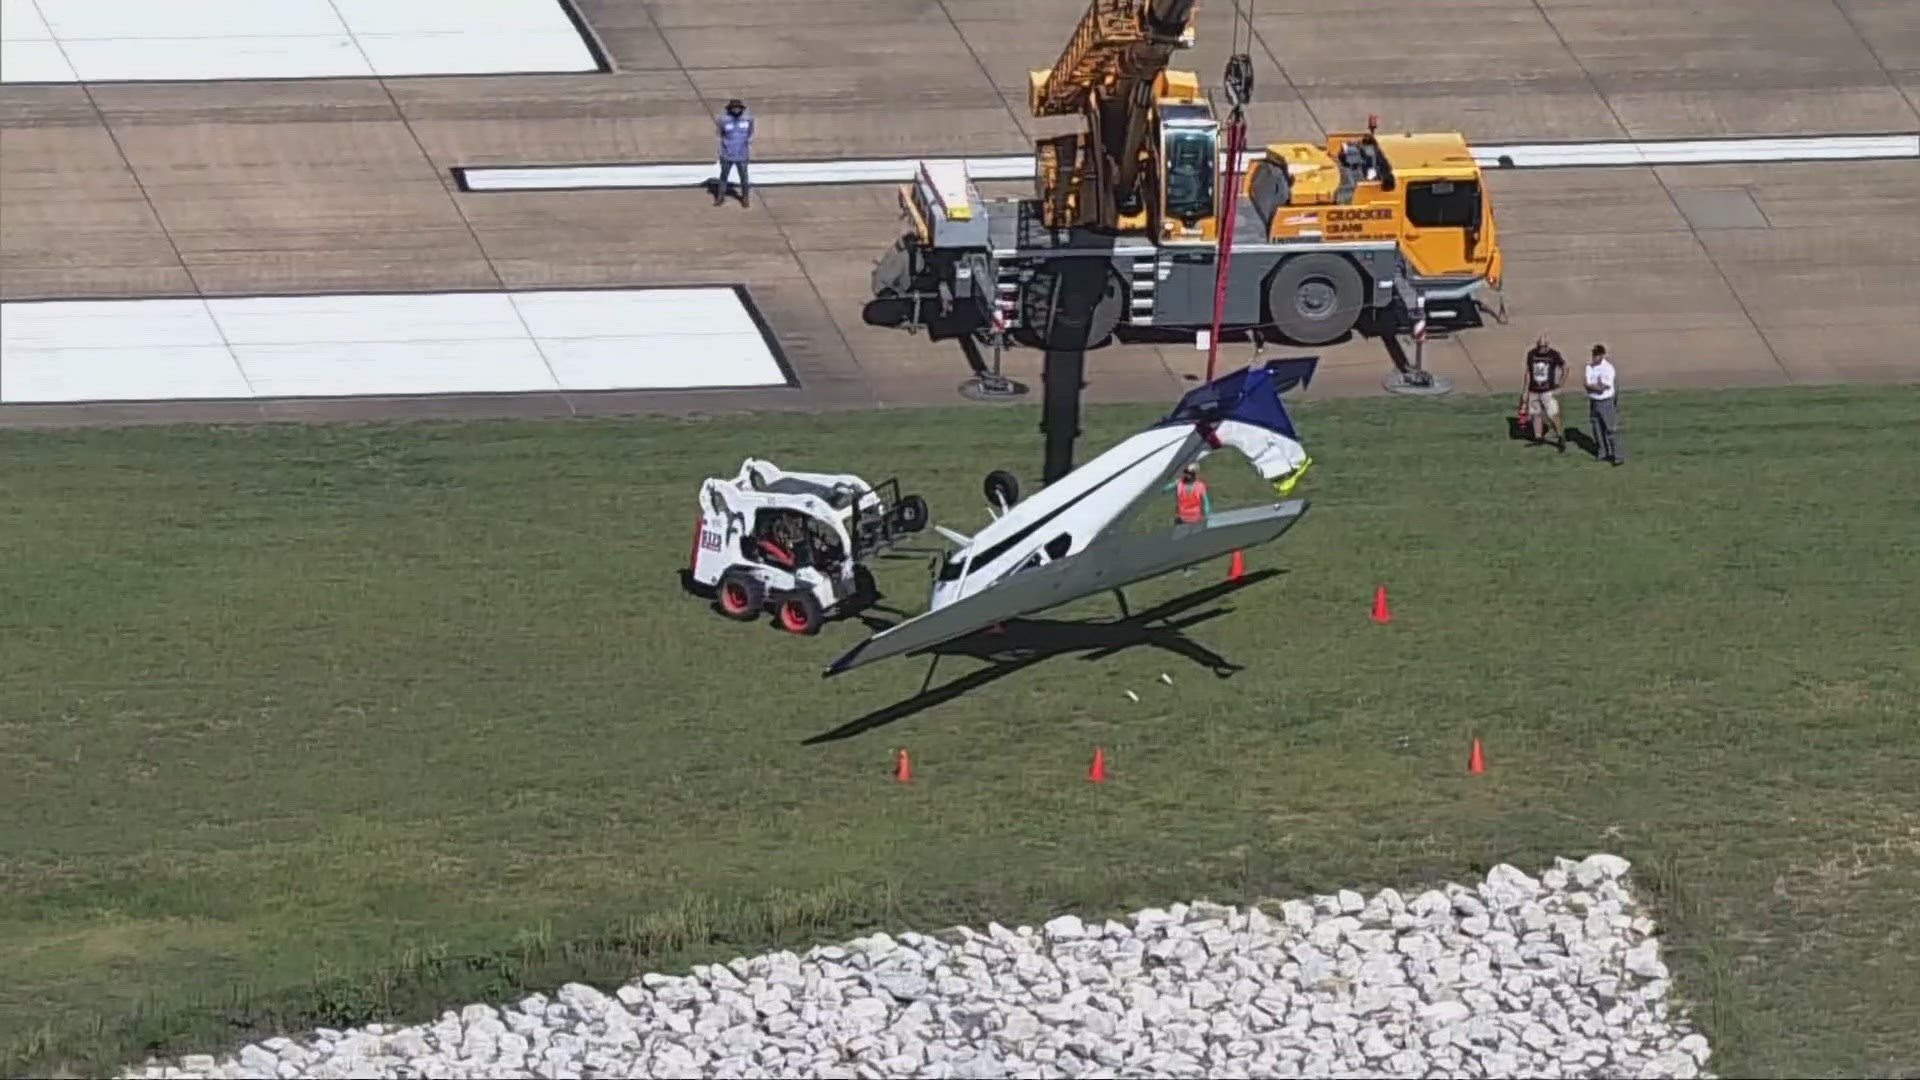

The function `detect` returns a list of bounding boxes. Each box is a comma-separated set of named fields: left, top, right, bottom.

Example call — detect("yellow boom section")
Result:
left=1028, top=0, right=1200, bottom=118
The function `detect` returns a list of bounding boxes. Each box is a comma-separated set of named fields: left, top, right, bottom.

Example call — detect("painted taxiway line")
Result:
left=0, top=287, right=795, bottom=405
left=1, top=0, right=606, bottom=84
left=454, top=133, right=1920, bottom=193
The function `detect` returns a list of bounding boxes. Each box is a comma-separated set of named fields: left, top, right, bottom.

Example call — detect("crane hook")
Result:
left=1223, top=53, right=1254, bottom=112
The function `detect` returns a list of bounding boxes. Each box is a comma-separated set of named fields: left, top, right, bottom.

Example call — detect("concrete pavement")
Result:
left=1, top=0, right=1915, bottom=426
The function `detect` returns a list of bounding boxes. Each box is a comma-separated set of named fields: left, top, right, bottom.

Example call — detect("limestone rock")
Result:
left=116, top=854, right=1711, bottom=1080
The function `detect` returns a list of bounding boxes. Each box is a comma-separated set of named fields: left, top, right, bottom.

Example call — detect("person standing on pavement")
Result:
left=1584, top=344, right=1625, bottom=466
left=1522, top=334, right=1568, bottom=452
left=714, top=98, right=754, bottom=208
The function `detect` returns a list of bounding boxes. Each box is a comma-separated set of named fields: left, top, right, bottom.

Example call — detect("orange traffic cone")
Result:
left=1227, top=550, right=1245, bottom=581
left=1371, top=585, right=1391, bottom=624
left=1088, top=748, right=1107, bottom=783
left=894, top=749, right=912, bottom=783
left=1468, top=738, right=1485, bottom=775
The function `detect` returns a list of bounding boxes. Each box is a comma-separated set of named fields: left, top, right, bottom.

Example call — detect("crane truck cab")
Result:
left=1246, top=128, right=1503, bottom=310
left=866, top=0, right=1505, bottom=352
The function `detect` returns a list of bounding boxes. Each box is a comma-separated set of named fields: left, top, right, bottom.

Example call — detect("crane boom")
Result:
left=1028, top=0, right=1203, bottom=231
left=1029, top=0, right=1198, bottom=118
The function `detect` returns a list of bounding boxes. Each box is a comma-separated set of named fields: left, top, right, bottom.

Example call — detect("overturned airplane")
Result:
left=825, top=356, right=1320, bottom=678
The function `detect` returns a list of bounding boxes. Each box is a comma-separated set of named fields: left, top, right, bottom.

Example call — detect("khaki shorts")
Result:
left=1525, top=391, right=1560, bottom=420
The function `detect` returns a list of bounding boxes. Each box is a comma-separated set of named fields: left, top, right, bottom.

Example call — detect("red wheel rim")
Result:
left=780, top=600, right=809, bottom=631
left=722, top=582, right=749, bottom=613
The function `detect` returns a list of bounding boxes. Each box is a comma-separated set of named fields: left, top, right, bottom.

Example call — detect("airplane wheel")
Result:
left=984, top=469, right=1021, bottom=510
left=775, top=591, right=824, bottom=635
left=716, top=569, right=765, bottom=621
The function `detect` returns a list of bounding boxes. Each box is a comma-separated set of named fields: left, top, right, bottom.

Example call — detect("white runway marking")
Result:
left=454, top=133, right=1920, bottom=192
left=0, top=0, right=602, bottom=83
left=0, top=288, right=794, bottom=405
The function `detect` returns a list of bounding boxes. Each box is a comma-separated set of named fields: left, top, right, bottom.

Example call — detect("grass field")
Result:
left=3, top=384, right=1917, bottom=1078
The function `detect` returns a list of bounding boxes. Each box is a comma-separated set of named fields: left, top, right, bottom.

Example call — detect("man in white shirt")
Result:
left=1583, top=344, right=1624, bottom=466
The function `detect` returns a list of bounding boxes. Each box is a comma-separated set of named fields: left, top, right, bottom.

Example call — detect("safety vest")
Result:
left=1175, top=478, right=1206, bottom=522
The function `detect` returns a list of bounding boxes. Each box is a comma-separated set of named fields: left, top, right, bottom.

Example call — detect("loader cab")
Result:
left=749, top=508, right=845, bottom=573
left=1156, top=105, right=1220, bottom=245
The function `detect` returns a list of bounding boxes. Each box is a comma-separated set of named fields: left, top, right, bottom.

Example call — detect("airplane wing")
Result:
left=824, top=500, right=1308, bottom=677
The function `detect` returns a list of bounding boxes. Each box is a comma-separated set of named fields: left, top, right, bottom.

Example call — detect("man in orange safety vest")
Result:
left=1167, top=464, right=1210, bottom=525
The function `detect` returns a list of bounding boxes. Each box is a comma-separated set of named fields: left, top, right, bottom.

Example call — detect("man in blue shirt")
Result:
left=715, top=99, right=754, bottom=208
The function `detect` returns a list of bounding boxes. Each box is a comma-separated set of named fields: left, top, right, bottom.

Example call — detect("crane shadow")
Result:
left=801, top=568, right=1281, bottom=745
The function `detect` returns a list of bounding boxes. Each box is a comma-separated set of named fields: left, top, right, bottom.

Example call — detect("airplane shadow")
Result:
left=801, top=568, right=1282, bottom=745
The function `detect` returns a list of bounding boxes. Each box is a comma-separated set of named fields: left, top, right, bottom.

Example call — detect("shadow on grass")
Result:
left=1505, top=412, right=1602, bottom=459
left=803, top=568, right=1281, bottom=745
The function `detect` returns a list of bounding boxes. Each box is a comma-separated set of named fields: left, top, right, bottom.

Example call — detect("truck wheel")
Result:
left=1021, top=260, right=1125, bottom=350
left=716, top=569, right=765, bottom=621
left=891, top=494, right=929, bottom=534
left=984, top=469, right=1021, bottom=511
left=775, top=590, right=825, bottom=635
left=1266, top=254, right=1364, bottom=345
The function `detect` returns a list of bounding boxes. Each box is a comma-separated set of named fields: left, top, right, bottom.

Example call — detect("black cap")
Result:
left=726, top=98, right=744, bottom=110
left=1591, top=343, right=1606, bottom=357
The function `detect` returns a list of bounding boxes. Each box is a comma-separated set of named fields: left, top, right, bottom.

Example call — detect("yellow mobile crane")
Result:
left=870, top=0, right=1504, bottom=354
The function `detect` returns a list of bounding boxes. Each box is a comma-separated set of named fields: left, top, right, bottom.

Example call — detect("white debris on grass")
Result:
left=120, top=854, right=1713, bottom=1079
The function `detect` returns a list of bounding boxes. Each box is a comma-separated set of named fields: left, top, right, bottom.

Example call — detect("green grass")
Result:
left=3, top=385, right=1917, bottom=1078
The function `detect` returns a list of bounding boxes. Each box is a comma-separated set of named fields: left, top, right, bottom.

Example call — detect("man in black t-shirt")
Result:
left=1522, top=335, right=1567, bottom=451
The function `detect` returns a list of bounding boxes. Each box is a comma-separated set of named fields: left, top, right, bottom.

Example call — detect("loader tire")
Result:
left=984, top=469, right=1021, bottom=511
left=1021, top=260, right=1125, bottom=351
left=775, top=590, right=825, bottom=636
left=852, top=564, right=880, bottom=604
left=1266, top=253, right=1365, bottom=346
left=716, top=569, right=765, bottom=621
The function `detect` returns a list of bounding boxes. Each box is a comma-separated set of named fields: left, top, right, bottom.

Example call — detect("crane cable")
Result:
left=1202, top=0, right=1255, bottom=383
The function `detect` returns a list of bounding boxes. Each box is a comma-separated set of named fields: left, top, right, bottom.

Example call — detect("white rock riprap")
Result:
left=120, top=854, right=1713, bottom=1079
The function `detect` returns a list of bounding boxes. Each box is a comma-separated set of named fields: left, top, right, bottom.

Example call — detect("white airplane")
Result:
left=825, top=356, right=1319, bottom=677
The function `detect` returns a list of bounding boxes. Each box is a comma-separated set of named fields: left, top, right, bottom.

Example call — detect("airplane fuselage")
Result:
left=930, top=424, right=1201, bottom=610
left=823, top=357, right=1321, bottom=679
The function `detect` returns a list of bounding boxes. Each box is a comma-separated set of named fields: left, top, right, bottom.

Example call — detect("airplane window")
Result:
left=1045, top=534, right=1072, bottom=560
